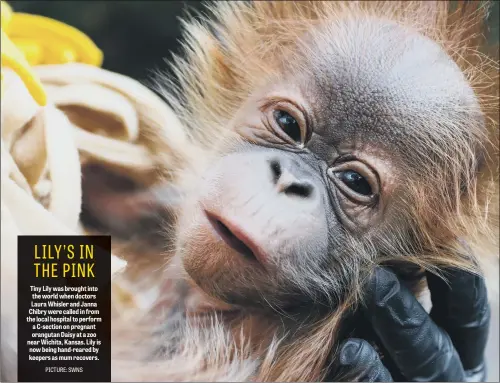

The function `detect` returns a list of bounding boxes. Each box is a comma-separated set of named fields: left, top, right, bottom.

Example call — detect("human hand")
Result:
left=333, top=267, right=490, bottom=382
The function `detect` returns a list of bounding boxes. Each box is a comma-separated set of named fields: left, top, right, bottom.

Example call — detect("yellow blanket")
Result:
left=0, top=3, right=190, bottom=380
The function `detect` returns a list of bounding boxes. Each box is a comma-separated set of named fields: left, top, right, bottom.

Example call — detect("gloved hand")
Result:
left=333, top=266, right=490, bottom=382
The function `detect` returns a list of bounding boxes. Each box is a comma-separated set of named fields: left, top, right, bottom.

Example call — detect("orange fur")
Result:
left=113, top=1, right=499, bottom=381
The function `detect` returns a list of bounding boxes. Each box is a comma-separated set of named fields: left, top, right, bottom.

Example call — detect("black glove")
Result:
left=333, top=266, right=490, bottom=382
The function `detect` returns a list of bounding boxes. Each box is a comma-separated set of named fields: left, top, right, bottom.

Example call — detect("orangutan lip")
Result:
left=204, top=210, right=267, bottom=265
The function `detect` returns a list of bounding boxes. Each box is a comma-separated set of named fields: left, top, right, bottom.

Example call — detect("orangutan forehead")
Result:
left=287, top=17, right=482, bottom=154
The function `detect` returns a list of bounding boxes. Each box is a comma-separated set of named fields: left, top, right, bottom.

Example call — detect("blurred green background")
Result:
left=8, top=0, right=499, bottom=84
left=8, top=1, right=207, bottom=82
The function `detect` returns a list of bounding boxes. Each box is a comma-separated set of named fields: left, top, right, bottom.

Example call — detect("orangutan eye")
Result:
left=337, top=170, right=373, bottom=196
left=273, top=110, right=302, bottom=144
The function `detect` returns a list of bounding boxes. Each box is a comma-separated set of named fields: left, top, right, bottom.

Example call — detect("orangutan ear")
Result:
left=80, top=163, right=182, bottom=250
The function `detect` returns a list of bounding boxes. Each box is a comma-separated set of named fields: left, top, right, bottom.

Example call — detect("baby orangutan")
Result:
left=81, top=1, right=499, bottom=381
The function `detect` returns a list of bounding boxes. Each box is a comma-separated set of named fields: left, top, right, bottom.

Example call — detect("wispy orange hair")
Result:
left=147, top=1, right=499, bottom=380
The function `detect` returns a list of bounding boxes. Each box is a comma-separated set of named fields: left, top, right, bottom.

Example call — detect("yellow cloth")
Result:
left=1, top=60, right=190, bottom=309
left=1, top=0, right=103, bottom=105
left=0, top=4, right=192, bottom=379
left=1, top=57, right=191, bottom=383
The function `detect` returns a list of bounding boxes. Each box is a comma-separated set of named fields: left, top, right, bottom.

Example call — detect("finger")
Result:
left=426, top=267, right=490, bottom=372
left=362, top=267, right=466, bottom=381
left=333, top=339, right=393, bottom=382
left=464, top=362, right=487, bottom=382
